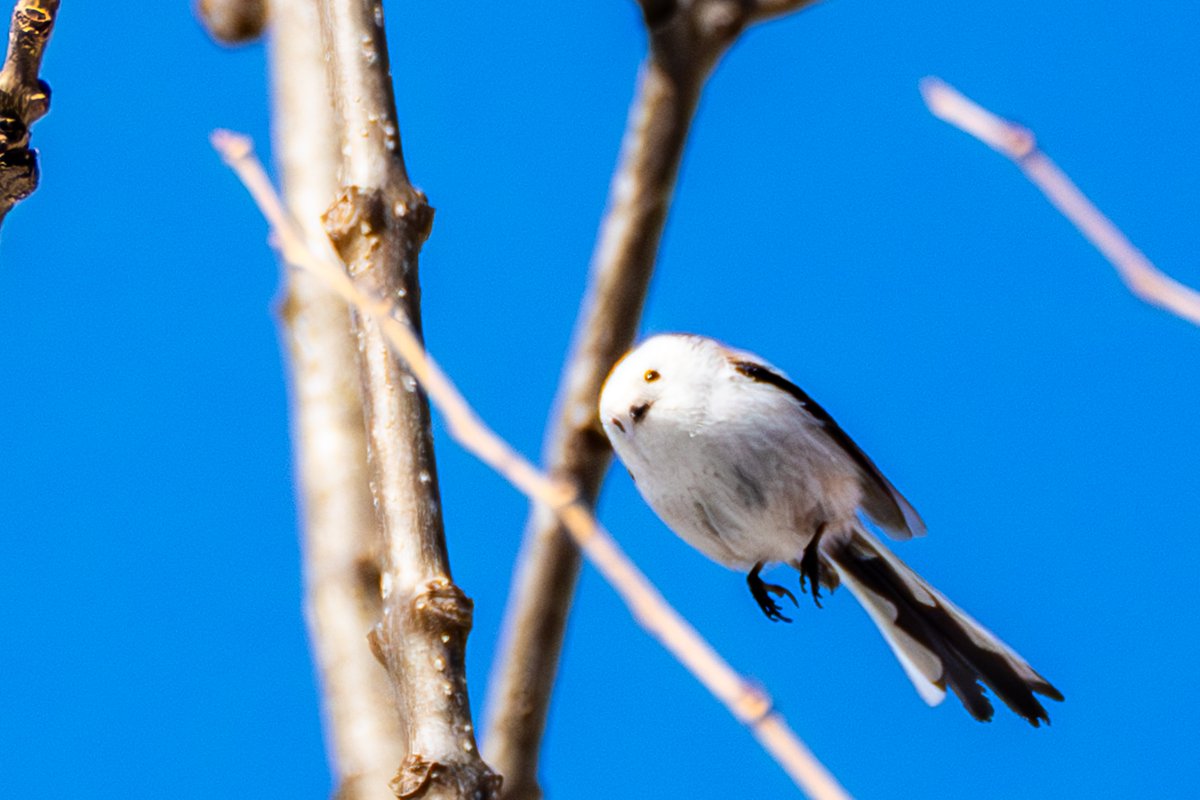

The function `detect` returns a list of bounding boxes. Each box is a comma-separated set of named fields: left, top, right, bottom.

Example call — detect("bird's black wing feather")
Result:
left=731, top=360, right=926, bottom=539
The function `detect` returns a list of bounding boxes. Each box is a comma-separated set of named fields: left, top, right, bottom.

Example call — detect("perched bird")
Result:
left=599, top=333, right=1062, bottom=725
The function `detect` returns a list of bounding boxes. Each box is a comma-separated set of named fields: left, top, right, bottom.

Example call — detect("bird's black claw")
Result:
left=748, top=562, right=795, bottom=623
left=799, top=526, right=826, bottom=608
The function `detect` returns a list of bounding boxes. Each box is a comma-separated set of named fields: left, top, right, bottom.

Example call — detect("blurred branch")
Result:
left=483, top=2, right=818, bottom=797
left=211, top=130, right=853, bottom=800
left=266, top=1, right=404, bottom=797
left=921, top=76, right=1200, bottom=328
left=196, top=0, right=266, bottom=46
left=0, top=0, right=59, bottom=228
left=313, top=1, right=499, bottom=797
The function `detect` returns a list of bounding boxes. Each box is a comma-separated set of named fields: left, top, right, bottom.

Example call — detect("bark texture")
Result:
left=0, top=0, right=59, bottom=228
left=268, top=1, right=407, bottom=797
left=317, top=1, right=499, bottom=797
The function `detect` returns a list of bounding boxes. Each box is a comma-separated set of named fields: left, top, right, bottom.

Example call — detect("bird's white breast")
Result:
left=605, top=363, right=863, bottom=569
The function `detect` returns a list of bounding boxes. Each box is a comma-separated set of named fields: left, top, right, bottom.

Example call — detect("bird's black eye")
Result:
left=643, top=369, right=660, bottom=383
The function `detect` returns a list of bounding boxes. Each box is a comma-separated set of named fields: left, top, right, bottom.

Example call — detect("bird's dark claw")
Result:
left=748, top=562, right=798, bottom=623
left=798, top=525, right=826, bottom=608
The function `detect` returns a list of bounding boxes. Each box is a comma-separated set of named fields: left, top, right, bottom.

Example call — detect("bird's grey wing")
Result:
left=731, top=360, right=926, bottom=539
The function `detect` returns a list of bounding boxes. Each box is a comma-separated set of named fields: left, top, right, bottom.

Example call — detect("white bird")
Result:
left=599, top=333, right=1062, bottom=725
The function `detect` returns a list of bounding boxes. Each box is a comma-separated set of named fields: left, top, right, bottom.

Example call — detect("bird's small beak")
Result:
left=610, top=417, right=626, bottom=433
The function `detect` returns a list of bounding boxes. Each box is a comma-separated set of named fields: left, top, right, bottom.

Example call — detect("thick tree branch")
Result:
left=921, top=76, right=1200, bottom=328
left=212, top=131, right=852, bottom=800
left=315, top=2, right=499, bottom=798
left=267, top=1, right=404, bottom=797
left=483, top=2, right=817, bottom=797
left=0, top=0, right=59, bottom=227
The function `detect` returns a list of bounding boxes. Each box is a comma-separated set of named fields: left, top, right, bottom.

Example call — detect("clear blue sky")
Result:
left=3, top=3, right=1200, bottom=798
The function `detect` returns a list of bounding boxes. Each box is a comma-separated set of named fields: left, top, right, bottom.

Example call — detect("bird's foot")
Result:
left=798, top=525, right=826, bottom=608
left=748, top=562, right=797, bottom=623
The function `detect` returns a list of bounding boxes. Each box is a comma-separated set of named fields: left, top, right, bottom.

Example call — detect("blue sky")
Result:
left=3, top=2, right=1200, bottom=798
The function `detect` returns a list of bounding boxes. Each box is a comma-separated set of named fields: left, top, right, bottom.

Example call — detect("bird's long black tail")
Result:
left=824, top=527, right=1063, bottom=726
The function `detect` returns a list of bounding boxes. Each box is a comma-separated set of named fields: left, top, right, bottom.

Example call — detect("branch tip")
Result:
left=0, top=0, right=60, bottom=224
left=921, top=76, right=1200, bottom=327
left=920, top=76, right=1036, bottom=160
left=196, top=0, right=267, bottom=46
left=211, top=128, right=253, bottom=162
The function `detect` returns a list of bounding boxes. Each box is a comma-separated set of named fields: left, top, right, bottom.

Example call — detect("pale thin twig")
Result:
left=921, top=76, right=1200, bottom=327
left=212, top=130, right=853, bottom=800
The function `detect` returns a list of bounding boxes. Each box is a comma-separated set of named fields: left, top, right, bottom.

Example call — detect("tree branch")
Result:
left=921, top=76, right=1200, bottom=328
left=315, top=1, right=498, bottom=797
left=0, top=0, right=59, bottom=227
left=483, top=3, right=818, bottom=797
left=196, top=0, right=266, bottom=46
left=211, top=130, right=852, bottom=800
left=266, top=1, right=405, bottom=797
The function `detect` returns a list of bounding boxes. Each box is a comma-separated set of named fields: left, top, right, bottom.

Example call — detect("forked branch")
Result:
left=484, top=2, right=819, bottom=796
left=212, top=130, right=852, bottom=800
left=921, top=76, right=1200, bottom=327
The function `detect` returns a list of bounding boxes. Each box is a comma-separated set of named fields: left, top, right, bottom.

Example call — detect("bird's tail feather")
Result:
left=825, top=527, right=1063, bottom=726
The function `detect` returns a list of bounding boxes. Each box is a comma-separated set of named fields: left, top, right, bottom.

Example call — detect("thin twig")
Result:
left=212, top=129, right=852, bottom=800
left=484, top=2, right=818, bottom=796
left=921, top=76, right=1200, bottom=327
left=313, top=1, right=499, bottom=797
left=0, top=0, right=59, bottom=226
left=266, top=1, right=404, bottom=797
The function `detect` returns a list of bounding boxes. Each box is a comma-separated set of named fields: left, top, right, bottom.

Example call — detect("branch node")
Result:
left=0, top=144, right=37, bottom=204
left=391, top=754, right=438, bottom=799
left=732, top=683, right=775, bottom=725
left=367, top=625, right=388, bottom=667
left=323, top=185, right=434, bottom=280
left=391, top=753, right=503, bottom=800
left=639, top=0, right=678, bottom=29
left=411, top=578, right=474, bottom=635
left=643, top=0, right=751, bottom=80
left=0, top=110, right=27, bottom=149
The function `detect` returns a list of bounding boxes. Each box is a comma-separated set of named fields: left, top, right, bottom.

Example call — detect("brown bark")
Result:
left=0, top=0, right=59, bottom=227
left=316, top=0, right=499, bottom=797
left=196, top=0, right=266, bottom=46
left=267, top=0, right=407, bottom=797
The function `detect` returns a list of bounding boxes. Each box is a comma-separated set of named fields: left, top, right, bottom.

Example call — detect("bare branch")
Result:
left=313, top=1, right=499, bottom=797
left=212, top=130, right=853, bottom=800
left=266, top=1, right=404, bottom=797
left=484, top=2, right=818, bottom=796
left=0, top=0, right=59, bottom=226
left=921, top=76, right=1200, bottom=327
left=196, top=0, right=267, bottom=46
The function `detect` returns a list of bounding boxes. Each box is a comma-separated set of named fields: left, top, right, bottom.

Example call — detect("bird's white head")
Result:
left=599, top=334, right=729, bottom=441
